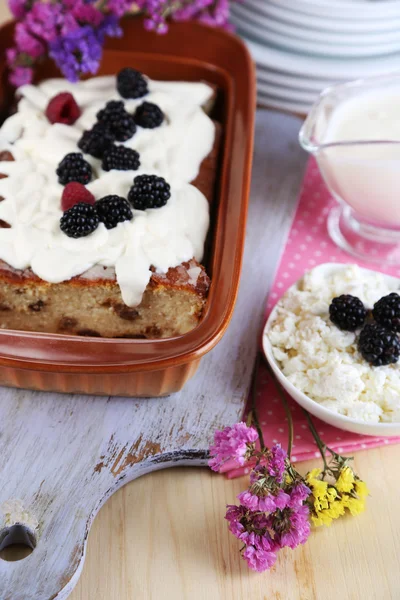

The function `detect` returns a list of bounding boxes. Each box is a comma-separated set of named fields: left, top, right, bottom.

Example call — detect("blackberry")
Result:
left=117, top=67, right=148, bottom=99
left=128, top=174, right=171, bottom=210
left=358, top=323, right=400, bottom=366
left=329, top=294, right=367, bottom=331
left=102, top=145, right=140, bottom=171
left=60, top=202, right=99, bottom=238
left=134, top=101, right=164, bottom=129
left=96, top=101, right=136, bottom=142
left=78, top=122, right=115, bottom=159
left=373, top=293, right=400, bottom=332
left=96, top=195, right=133, bottom=230
left=56, top=153, right=92, bottom=185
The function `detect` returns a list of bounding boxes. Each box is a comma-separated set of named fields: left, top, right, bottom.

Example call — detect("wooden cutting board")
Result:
left=0, top=110, right=307, bottom=600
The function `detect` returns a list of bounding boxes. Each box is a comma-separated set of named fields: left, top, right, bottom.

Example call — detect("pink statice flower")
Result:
left=288, top=482, right=311, bottom=508
left=269, top=505, right=311, bottom=550
left=14, top=23, right=45, bottom=59
left=6, top=47, right=18, bottom=65
left=237, top=488, right=290, bottom=513
left=106, top=0, right=135, bottom=18
left=9, top=65, right=33, bottom=87
left=225, top=504, right=247, bottom=539
left=267, top=443, right=287, bottom=483
left=24, top=3, right=65, bottom=42
left=9, top=0, right=28, bottom=19
left=243, top=544, right=277, bottom=572
left=209, top=422, right=258, bottom=472
left=72, top=2, right=104, bottom=27
left=225, top=504, right=278, bottom=571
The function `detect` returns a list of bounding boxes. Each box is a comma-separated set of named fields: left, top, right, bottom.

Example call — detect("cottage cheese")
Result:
left=267, top=264, right=400, bottom=423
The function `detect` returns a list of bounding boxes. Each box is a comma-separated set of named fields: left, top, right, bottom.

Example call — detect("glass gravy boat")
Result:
left=299, top=72, right=400, bottom=265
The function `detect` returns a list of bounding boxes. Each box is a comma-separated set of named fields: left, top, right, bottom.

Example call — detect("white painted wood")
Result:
left=0, top=109, right=307, bottom=600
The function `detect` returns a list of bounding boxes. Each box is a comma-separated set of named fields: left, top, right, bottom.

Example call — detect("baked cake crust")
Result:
left=0, top=125, right=220, bottom=339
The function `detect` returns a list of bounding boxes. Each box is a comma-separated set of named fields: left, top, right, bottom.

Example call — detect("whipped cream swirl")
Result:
left=0, top=75, right=215, bottom=306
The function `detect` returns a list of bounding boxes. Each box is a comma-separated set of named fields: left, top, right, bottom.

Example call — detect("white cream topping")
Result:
left=0, top=75, right=215, bottom=306
left=268, top=265, right=400, bottom=423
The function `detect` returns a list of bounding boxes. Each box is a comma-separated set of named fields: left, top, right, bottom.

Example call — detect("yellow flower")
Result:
left=324, top=501, right=345, bottom=520
left=326, top=486, right=338, bottom=502
left=336, top=466, right=355, bottom=493
left=354, top=479, right=369, bottom=499
left=306, top=469, right=329, bottom=500
left=306, top=468, right=322, bottom=481
left=311, top=498, right=345, bottom=527
left=312, top=512, right=333, bottom=527
left=341, top=495, right=366, bottom=516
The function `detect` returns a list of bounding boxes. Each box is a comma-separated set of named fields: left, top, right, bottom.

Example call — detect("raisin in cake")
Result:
left=0, top=68, right=220, bottom=338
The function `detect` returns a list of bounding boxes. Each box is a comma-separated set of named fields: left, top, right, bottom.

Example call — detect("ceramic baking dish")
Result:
left=0, top=17, right=255, bottom=396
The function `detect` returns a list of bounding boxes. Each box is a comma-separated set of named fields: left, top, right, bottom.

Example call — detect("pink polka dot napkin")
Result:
left=223, top=159, right=400, bottom=479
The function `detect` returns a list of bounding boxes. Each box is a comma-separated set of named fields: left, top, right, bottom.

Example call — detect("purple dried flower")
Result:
left=225, top=504, right=247, bottom=539
left=14, top=23, right=45, bottom=59
left=243, top=544, right=277, bottom=573
left=173, top=0, right=214, bottom=21
left=25, top=3, right=64, bottom=42
left=9, top=0, right=29, bottom=19
left=237, top=490, right=260, bottom=512
left=49, top=25, right=103, bottom=82
left=106, top=0, right=134, bottom=18
left=61, top=13, right=80, bottom=36
left=9, top=65, right=33, bottom=87
left=144, top=16, right=168, bottom=34
left=6, top=47, right=18, bottom=65
left=209, top=422, right=258, bottom=472
left=269, top=505, right=311, bottom=550
left=225, top=505, right=276, bottom=550
left=267, top=444, right=287, bottom=483
left=237, top=488, right=290, bottom=513
left=97, top=15, right=123, bottom=39
left=72, top=2, right=104, bottom=27
left=288, top=482, right=311, bottom=508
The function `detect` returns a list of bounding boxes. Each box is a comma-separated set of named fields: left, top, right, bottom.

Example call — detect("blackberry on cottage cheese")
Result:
left=267, top=264, right=400, bottom=424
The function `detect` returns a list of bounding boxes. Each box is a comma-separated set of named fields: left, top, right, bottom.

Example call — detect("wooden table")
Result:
left=1, top=4, right=400, bottom=598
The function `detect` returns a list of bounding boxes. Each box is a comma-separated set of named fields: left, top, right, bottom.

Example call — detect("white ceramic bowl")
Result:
left=262, top=263, right=400, bottom=437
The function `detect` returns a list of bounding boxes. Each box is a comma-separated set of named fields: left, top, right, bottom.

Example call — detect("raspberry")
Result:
left=78, top=122, right=115, bottom=159
left=56, top=153, right=92, bottom=185
left=373, top=293, right=400, bottom=332
left=96, top=195, right=133, bottom=229
left=134, top=101, right=164, bottom=129
left=128, top=174, right=171, bottom=210
left=358, top=323, right=400, bottom=366
left=45, top=92, right=81, bottom=125
left=329, top=295, right=367, bottom=331
left=102, top=145, right=140, bottom=171
left=96, top=100, right=136, bottom=142
left=117, top=68, right=148, bottom=99
left=60, top=203, right=99, bottom=238
left=61, top=182, right=95, bottom=211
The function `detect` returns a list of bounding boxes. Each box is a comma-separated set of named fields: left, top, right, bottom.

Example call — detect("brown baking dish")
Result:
left=0, top=16, right=255, bottom=396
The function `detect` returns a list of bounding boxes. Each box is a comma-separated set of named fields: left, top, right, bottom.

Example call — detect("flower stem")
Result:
left=303, top=410, right=328, bottom=472
left=264, top=361, right=293, bottom=459
left=250, top=353, right=266, bottom=450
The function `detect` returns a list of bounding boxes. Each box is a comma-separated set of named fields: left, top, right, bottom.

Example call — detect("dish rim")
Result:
left=0, top=18, right=256, bottom=373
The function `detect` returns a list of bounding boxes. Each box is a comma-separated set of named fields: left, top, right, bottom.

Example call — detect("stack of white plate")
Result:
left=231, top=0, right=400, bottom=113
